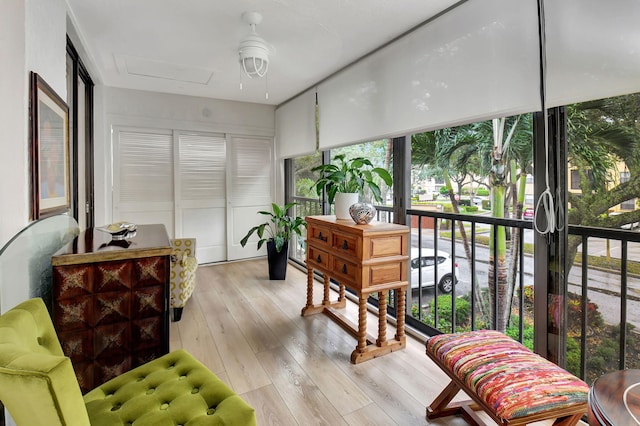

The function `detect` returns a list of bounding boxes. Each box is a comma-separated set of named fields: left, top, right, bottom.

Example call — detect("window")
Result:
left=570, top=169, right=595, bottom=191
left=620, top=171, right=635, bottom=210
left=570, top=170, right=580, bottom=190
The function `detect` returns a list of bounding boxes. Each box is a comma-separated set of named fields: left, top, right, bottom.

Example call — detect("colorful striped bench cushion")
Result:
left=426, top=330, right=589, bottom=421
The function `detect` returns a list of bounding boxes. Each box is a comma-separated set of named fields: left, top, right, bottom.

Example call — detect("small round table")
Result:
left=589, top=369, right=640, bottom=425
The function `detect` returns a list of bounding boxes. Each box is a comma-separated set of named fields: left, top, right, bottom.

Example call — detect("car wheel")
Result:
left=438, top=274, right=454, bottom=293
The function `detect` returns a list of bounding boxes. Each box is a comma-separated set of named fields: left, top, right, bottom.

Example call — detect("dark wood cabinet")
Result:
left=51, top=224, right=172, bottom=393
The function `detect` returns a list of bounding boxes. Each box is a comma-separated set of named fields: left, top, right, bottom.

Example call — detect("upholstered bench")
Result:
left=425, top=330, right=589, bottom=426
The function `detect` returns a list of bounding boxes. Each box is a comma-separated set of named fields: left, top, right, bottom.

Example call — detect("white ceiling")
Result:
left=65, top=0, right=462, bottom=106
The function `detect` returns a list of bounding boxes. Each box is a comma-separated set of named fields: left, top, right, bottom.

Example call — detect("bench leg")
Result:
left=427, top=380, right=470, bottom=419
left=552, top=413, right=584, bottom=426
left=426, top=380, right=487, bottom=426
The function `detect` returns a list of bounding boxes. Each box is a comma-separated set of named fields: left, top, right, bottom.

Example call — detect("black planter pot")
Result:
left=267, top=240, right=289, bottom=280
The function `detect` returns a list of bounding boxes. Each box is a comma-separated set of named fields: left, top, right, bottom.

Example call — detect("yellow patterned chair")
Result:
left=170, top=238, right=198, bottom=322
left=0, top=298, right=256, bottom=425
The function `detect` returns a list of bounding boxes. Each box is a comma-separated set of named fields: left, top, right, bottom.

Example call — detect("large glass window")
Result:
left=289, top=152, right=323, bottom=263
left=409, top=114, right=534, bottom=338
left=287, top=140, right=393, bottom=263
left=565, top=92, right=640, bottom=382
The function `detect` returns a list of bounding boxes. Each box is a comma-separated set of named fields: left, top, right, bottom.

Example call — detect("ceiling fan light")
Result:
left=238, top=11, right=270, bottom=79
left=238, top=43, right=269, bottom=78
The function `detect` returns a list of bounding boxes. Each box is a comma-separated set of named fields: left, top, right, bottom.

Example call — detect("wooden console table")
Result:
left=303, top=215, right=409, bottom=363
left=51, top=224, right=172, bottom=393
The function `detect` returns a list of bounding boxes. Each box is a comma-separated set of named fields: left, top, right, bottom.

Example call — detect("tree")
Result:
left=413, top=115, right=533, bottom=331
left=412, top=127, right=488, bottom=319
left=565, top=95, right=640, bottom=276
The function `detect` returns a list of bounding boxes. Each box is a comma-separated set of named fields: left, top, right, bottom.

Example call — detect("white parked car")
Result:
left=410, top=248, right=459, bottom=293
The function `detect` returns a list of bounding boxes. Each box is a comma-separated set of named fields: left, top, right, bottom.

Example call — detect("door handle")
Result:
left=342, top=264, right=347, bottom=274
left=316, top=254, right=322, bottom=263
left=342, top=240, right=348, bottom=250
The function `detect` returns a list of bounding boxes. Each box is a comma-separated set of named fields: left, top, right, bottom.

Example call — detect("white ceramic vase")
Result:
left=349, top=202, right=376, bottom=224
left=334, top=192, right=359, bottom=220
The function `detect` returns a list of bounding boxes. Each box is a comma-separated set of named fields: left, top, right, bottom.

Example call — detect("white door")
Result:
left=114, top=129, right=274, bottom=263
left=175, top=133, right=226, bottom=263
left=227, top=136, right=274, bottom=261
left=113, top=128, right=175, bottom=231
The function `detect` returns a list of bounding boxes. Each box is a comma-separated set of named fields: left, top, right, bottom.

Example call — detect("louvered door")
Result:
left=113, top=128, right=274, bottom=263
left=175, top=133, right=226, bottom=263
left=227, top=136, right=274, bottom=261
left=113, top=129, right=174, bottom=229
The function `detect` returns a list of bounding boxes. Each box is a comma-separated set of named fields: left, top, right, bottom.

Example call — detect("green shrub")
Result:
left=477, top=188, right=489, bottom=196
left=439, top=186, right=449, bottom=195
left=466, top=205, right=479, bottom=212
left=505, top=319, right=534, bottom=350
left=427, top=295, right=472, bottom=333
left=565, top=337, right=582, bottom=377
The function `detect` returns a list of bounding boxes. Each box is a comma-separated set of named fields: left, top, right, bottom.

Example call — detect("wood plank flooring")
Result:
left=169, top=259, right=558, bottom=426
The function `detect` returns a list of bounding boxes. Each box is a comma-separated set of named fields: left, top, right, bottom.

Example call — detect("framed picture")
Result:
left=29, top=72, right=70, bottom=220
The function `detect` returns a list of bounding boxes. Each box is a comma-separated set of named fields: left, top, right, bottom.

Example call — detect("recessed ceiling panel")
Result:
left=115, top=55, right=214, bottom=85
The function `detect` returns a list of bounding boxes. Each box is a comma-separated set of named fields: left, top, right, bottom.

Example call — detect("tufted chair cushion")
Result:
left=0, top=299, right=256, bottom=426
left=84, top=349, right=256, bottom=426
left=170, top=238, right=198, bottom=321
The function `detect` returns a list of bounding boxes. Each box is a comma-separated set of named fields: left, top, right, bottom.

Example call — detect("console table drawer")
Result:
left=332, top=231, right=358, bottom=258
left=308, top=225, right=331, bottom=247
left=307, top=246, right=330, bottom=269
left=332, top=257, right=359, bottom=283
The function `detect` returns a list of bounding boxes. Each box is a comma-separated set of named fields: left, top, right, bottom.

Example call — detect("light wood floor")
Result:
left=168, top=259, right=556, bottom=426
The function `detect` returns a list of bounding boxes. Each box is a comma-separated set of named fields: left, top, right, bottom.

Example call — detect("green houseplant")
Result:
left=310, top=154, right=392, bottom=219
left=240, top=202, right=306, bottom=279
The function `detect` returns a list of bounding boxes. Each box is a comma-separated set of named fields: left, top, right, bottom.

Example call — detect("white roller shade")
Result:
left=275, top=89, right=317, bottom=159
left=318, top=0, right=541, bottom=149
left=545, top=0, right=640, bottom=107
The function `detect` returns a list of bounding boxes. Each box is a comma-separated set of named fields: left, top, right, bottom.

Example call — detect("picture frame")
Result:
left=29, top=72, right=70, bottom=220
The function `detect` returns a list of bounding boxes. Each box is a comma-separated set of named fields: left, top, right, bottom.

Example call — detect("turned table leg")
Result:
left=322, top=274, right=331, bottom=305
left=356, top=294, right=368, bottom=353
left=377, top=291, right=387, bottom=346
left=396, top=287, right=406, bottom=340
left=305, top=268, right=314, bottom=308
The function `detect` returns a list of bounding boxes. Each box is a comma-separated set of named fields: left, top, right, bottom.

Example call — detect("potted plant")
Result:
left=311, top=154, right=393, bottom=220
left=240, top=202, right=306, bottom=280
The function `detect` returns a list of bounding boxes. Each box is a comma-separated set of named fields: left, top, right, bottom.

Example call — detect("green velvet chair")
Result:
left=0, top=298, right=256, bottom=425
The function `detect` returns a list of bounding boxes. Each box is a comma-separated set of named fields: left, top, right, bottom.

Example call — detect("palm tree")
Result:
left=413, top=127, right=489, bottom=322
left=414, top=115, right=533, bottom=331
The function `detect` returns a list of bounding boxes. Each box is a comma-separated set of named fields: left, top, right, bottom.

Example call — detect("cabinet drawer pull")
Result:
left=317, top=231, right=327, bottom=242
left=316, top=254, right=322, bottom=263
left=342, top=240, right=348, bottom=250
left=342, top=264, right=347, bottom=274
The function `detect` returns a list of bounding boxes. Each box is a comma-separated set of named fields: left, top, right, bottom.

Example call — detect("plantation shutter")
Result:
left=176, top=133, right=227, bottom=262
left=113, top=128, right=174, bottom=229
left=227, top=136, right=274, bottom=260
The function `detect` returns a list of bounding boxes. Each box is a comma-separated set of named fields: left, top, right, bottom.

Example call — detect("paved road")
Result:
left=410, top=229, right=640, bottom=327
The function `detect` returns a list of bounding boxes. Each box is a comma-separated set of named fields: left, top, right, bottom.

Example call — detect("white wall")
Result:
left=0, top=0, right=27, bottom=250
left=0, top=0, right=67, bottom=315
left=96, top=87, right=277, bottom=225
